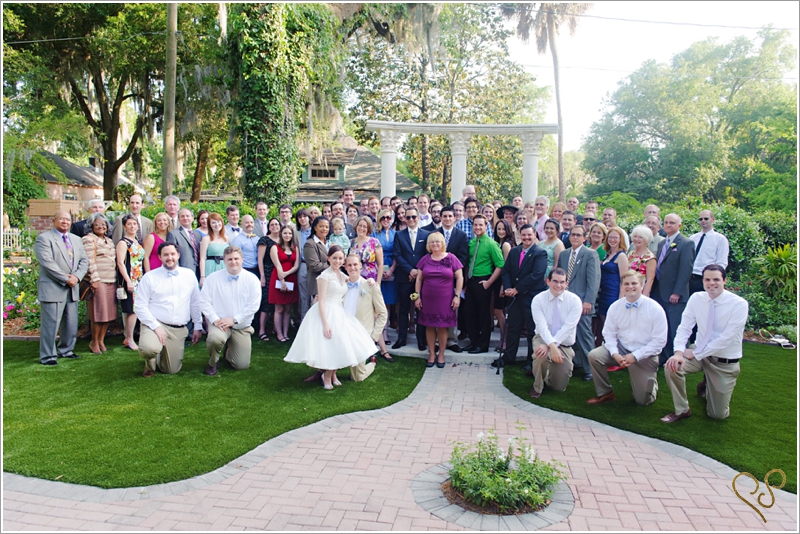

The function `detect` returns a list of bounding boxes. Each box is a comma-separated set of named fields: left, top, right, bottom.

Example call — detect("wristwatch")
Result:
left=233, top=318, right=239, bottom=325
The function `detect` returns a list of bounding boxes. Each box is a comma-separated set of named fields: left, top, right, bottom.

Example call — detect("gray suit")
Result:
left=167, top=227, right=199, bottom=276
left=652, top=232, right=695, bottom=363
left=112, top=213, right=153, bottom=245
left=34, top=229, right=89, bottom=363
left=557, top=246, right=601, bottom=376
left=253, top=218, right=270, bottom=238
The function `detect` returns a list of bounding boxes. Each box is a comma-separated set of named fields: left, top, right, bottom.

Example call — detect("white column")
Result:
left=449, top=132, right=470, bottom=204
left=521, top=132, right=544, bottom=203
left=379, top=129, right=401, bottom=198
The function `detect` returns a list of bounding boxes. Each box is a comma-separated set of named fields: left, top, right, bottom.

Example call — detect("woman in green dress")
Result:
left=199, top=212, right=230, bottom=287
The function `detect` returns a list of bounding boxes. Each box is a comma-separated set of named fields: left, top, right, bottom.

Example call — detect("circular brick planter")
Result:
left=411, top=462, right=574, bottom=530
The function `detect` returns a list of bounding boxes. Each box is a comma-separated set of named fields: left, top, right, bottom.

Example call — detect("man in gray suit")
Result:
left=652, top=213, right=696, bottom=365
left=167, top=208, right=199, bottom=277
left=34, top=211, right=89, bottom=365
left=253, top=201, right=270, bottom=238
left=556, top=225, right=600, bottom=381
left=112, top=194, right=153, bottom=245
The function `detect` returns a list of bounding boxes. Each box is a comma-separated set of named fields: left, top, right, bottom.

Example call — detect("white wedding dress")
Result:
left=284, top=268, right=377, bottom=369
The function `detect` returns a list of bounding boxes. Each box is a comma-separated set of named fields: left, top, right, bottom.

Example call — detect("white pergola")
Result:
left=365, top=120, right=559, bottom=203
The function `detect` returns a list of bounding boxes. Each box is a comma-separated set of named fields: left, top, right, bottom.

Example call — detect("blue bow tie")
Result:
left=228, top=275, right=239, bottom=281
left=166, top=269, right=179, bottom=277
left=625, top=301, right=639, bottom=309
left=347, top=281, right=359, bottom=288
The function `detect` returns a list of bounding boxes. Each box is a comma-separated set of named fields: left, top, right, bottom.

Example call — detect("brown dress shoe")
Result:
left=697, top=378, right=707, bottom=398
left=586, top=391, right=616, bottom=405
left=142, top=368, right=155, bottom=378
left=303, top=370, right=323, bottom=383
left=660, top=409, right=692, bottom=423
left=529, top=387, right=542, bottom=399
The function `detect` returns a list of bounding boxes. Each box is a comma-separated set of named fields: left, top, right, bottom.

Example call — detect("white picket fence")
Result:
left=2, top=228, right=27, bottom=252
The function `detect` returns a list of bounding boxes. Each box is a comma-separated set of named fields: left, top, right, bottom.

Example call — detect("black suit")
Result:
left=500, top=244, right=548, bottom=365
left=436, top=226, right=470, bottom=336
left=394, top=227, right=431, bottom=347
left=652, top=232, right=695, bottom=364
left=421, top=222, right=439, bottom=233
left=560, top=232, right=571, bottom=249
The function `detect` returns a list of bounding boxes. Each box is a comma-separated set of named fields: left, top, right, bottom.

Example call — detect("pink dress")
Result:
left=629, top=250, right=655, bottom=275
left=148, top=233, right=165, bottom=270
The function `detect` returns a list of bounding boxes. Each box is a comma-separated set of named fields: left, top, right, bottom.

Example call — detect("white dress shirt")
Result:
left=199, top=268, right=261, bottom=328
left=343, top=280, right=360, bottom=316
left=134, top=266, right=203, bottom=331
left=603, top=295, right=667, bottom=361
left=690, top=229, right=729, bottom=274
left=531, top=289, right=582, bottom=347
left=674, top=290, right=748, bottom=360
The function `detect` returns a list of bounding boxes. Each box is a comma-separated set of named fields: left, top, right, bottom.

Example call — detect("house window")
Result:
left=309, top=167, right=337, bottom=180
left=63, top=193, right=77, bottom=200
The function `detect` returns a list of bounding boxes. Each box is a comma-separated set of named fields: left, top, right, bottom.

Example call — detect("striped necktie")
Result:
left=62, top=234, right=74, bottom=268
left=567, top=250, right=576, bottom=281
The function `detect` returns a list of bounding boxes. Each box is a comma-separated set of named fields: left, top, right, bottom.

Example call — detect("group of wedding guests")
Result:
left=41, top=187, right=743, bottom=420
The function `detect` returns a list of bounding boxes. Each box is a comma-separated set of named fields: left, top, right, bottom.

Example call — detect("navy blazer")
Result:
left=654, top=232, right=695, bottom=303
left=395, top=227, right=430, bottom=281
left=434, top=226, right=470, bottom=270
left=501, top=244, right=548, bottom=308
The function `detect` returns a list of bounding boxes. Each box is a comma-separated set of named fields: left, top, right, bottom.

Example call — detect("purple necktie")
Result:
left=62, top=234, right=74, bottom=268
left=519, top=249, right=525, bottom=268
left=656, top=238, right=670, bottom=280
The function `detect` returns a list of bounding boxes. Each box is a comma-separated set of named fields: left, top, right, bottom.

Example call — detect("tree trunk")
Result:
left=547, top=12, right=566, bottom=202
left=191, top=139, right=210, bottom=203
left=421, top=134, right=430, bottom=193
left=162, top=3, right=178, bottom=197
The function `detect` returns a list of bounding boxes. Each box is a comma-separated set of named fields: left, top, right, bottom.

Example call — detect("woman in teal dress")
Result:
left=539, top=218, right=565, bottom=279
left=199, top=212, right=231, bottom=287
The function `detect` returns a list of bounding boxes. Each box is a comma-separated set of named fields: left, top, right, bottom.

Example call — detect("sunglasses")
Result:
left=380, top=216, right=392, bottom=221
left=405, top=215, right=418, bottom=219
left=583, top=217, right=596, bottom=222
left=698, top=217, right=710, bottom=221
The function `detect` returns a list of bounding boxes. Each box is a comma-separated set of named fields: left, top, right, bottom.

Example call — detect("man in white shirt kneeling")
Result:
left=200, top=246, right=262, bottom=376
left=587, top=270, right=667, bottom=406
left=661, top=264, right=748, bottom=422
left=135, top=242, right=203, bottom=377
left=529, top=268, right=582, bottom=399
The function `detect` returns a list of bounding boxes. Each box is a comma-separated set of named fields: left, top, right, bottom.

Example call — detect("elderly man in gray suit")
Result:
left=34, top=211, right=89, bottom=365
left=556, top=225, right=600, bottom=381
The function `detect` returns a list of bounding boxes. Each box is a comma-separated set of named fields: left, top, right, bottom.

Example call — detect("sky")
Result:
left=507, top=1, right=799, bottom=152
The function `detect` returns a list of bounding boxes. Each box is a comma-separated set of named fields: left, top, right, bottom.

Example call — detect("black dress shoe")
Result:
left=521, top=364, right=532, bottom=373
left=490, top=358, right=503, bottom=368
left=446, top=344, right=462, bottom=353
left=418, top=342, right=427, bottom=351
left=41, top=359, right=58, bottom=366
left=457, top=331, right=468, bottom=341
left=468, top=347, right=488, bottom=354
left=392, top=339, right=406, bottom=349
left=582, top=373, right=594, bottom=381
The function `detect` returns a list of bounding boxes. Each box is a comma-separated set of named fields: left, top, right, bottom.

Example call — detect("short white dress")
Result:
left=284, top=268, right=377, bottom=369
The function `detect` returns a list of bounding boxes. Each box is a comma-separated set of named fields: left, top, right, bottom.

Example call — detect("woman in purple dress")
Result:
left=414, top=232, right=464, bottom=368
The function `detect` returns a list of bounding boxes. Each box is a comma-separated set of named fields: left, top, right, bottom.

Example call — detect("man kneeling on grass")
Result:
left=586, top=270, right=666, bottom=406
left=199, top=246, right=261, bottom=376
left=661, top=264, right=748, bottom=423
left=135, top=242, right=203, bottom=376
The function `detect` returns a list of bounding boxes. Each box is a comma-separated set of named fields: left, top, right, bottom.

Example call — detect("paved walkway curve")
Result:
left=3, top=363, right=797, bottom=531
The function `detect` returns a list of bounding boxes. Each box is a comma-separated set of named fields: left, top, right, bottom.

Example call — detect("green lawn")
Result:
left=3, top=338, right=425, bottom=488
left=504, top=343, right=798, bottom=493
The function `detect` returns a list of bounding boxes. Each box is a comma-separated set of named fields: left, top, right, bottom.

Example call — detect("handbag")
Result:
left=79, top=236, right=99, bottom=301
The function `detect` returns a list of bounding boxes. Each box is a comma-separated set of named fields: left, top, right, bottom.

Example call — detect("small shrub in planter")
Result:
left=448, top=428, right=566, bottom=514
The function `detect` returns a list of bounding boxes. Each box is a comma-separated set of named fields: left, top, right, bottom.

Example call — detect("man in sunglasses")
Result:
left=689, top=210, right=729, bottom=295
left=581, top=211, right=597, bottom=236
left=393, top=207, right=430, bottom=351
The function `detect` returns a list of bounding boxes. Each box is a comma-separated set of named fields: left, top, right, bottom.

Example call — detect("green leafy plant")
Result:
left=752, top=210, right=798, bottom=250
left=774, top=325, right=798, bottom=344
left=751, top=244, right=797, bottom=301
left=449, top=427, right=566, bottom=513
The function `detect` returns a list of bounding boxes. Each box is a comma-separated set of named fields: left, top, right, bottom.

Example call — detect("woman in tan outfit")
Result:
left=81, top=213, right=118, bottom=354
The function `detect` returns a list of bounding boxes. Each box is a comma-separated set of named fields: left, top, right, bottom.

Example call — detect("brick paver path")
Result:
left=3, top=363, right=797, bottom=531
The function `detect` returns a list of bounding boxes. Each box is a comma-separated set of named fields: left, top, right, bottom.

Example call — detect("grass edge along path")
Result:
left=2, top=339, right=426, bottom=489
left=503, top=342, right=798, bottom=494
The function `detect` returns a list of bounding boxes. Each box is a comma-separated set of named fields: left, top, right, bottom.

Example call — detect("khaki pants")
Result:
left=665, top=354, right=740, bottom=419
left=531, top=334, right=574, bottom=394
left=207, top=323, right=253, bottom=370
left=350, top=361, right=376, bottom=382
left=588, top=345, right=659, bottom=406
left=139, top=322, right=187, bottom=374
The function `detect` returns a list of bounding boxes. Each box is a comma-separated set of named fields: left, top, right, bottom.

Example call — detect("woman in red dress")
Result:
left=269, top=225, right=300, bottom=342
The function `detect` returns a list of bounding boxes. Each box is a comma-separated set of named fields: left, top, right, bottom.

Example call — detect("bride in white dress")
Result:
left=284, top=245, right=377, bottom=389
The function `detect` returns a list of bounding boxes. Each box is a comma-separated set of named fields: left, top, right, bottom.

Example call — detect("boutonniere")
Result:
left=360, top=287, right=367, bottom=296
left=670, top=243, right=677, bottom=250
